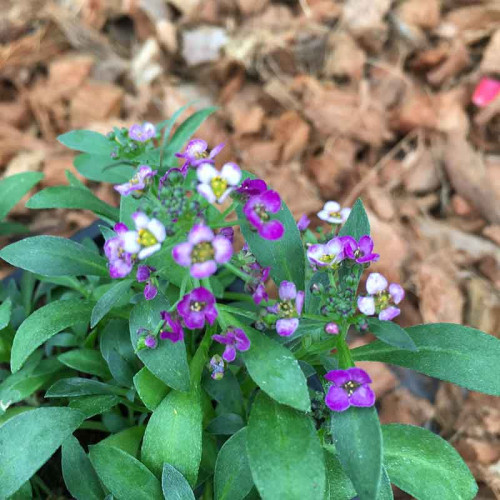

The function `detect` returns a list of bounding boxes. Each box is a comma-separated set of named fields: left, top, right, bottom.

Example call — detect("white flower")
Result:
left=127, top=212, right=166, bottom=260
left=317, top=201, right=351, bottom=224
left=197, top=162, right=242, bottom=204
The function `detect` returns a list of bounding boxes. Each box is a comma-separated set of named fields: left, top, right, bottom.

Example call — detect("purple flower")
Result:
left=219, top=227, right=234, bottom=243
left=244, top=263, right=270, bottom=305
left=159, top=311, right=184, bottom=343
left=341, top=235, right=379, bottom=264
left=243, top=190, right=284, bottom=240
left=236, top=179, right=268, bottom=199
left=177, top=287, right=218, bottom=329
left=104, top=223, right=138, bottom=278
left=317, top=201, right=351, bottom=224
left=212, top=327, right=251, bottom=362
left=357, top=273, right=405, bottom=321
left=297, top=214, right=311, bottom=231
left=131, top=212, right=166, bottom=260
left=272, top=281, right=305, bottom=337
left=197, top=162, right=242, bottom=204
left=325, top=322, right=339, bottom=335
left=137, top=265, right=157, bottom=300
left=144, top=283, right=158, bottom=300
left=144, top=335, right=157, bottom=349
left=209, top=354, right=225, bottom=380
left=114, top=165, right=157, bottom=196
left=129, top=122, right=156, bottom=142
left=172, top=224, right=233, bottom=279
left=176, top=139, right=225, bottom=170
left=307, top=237, right=345, bottom=269
left=324, top=367, right=375, bottom=412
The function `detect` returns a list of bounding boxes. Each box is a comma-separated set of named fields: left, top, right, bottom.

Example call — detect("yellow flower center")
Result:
left=137, top=229, right=157, bottom=247
left=191, top=241, right=214, bottom=263
left=329, top=211, right=341, bottom=219
left=342, top=380, right=360, bottom=396
left=190, top=301, right=205, bottom=312
left=210, top=176, right=228, bottom=198
left=195, top=151, right=208, bottom=159
left=277, top=300, right=296, bottom=318
left=375, top=292, right=391, bottom=312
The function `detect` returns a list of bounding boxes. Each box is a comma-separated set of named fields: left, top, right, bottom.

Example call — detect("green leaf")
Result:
left=0, top=298, right=12, bottom=330
left=26, top=186, right=119, bottom=221
left=222, top=313, right=310, bottom=412
left=0, top=171, right=43, bottom=220
left=338, top=198, right=370, bottom=239
left=383, top=424, right=477, bottom=500
left=89, top=445, right=163, bottom=500
left=8, top=480, right=32, bottom=500
left=46, top=377, right=123, bottom=398
left=58, top=349, right=111, bottom=379
left=0, top=407, right=85, bottom=498
left=58, top=130, right=114, bottom=155
left=305, top=271, right=329, bottom=314
left=207, top=413, right=245, bottom=435
left=323, top=446, right=356, bottom=500
left=98, top=426, right=145, bottom=458
left=141, top=389, right=203, bottom=485
left=69, top=394, right=120, bottom=418
left=353, top=323, right=500, bottom=395
left=214, top=428, right=254, bottom=500
left=0, top=236, right=108, bottom=277
left=0, top=221, right=29, bottom=236
left=159, top=107, right=217, bottom=169
left=133, top=367, right=169, bottom=411
left=10, top=299, right=93, bottom=373
left=161, top=463, right=195, bottom=500
left=91, top=279, right=133, bottom=327
left=366, top=318, right=417, bottom=351
left=202, top=369, right=244, bottom=416
left=74, top=153, right=135, bottom=183
left=247, top=393, right=325, bottom=500
left=0, top=357, right=63, bottom=406
left=120, top=194, right=142, bottom=228
left=129, top=297, right=190, bottom=391
left=237, top=193, right=305, bottom=290
left=62, top=435, right=105, bottom=500
left=331, top=406, right=382, bottom=500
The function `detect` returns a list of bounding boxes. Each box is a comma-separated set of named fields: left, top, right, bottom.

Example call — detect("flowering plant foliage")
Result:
left=0, top=108, right=498, bottom=500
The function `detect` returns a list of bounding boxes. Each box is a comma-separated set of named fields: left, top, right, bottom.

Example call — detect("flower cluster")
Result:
left=317, top=201, right=351, bottom=225
left=176, top=139, right=224, bottom=172
left=324, top=368, right=375, bottom=412
left=173, top=224, right=233, bottom=278
left=212, top=327, right=251, bottom=362
left=197, top=162, right=242, bottom=204
left=115, top=165, right=156, bottom=197
left=358, top=273, right=405, bottom=321
left=268, top=281, right=305, bottom=337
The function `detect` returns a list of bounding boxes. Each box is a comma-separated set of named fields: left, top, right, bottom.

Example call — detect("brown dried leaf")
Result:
left=379, top=387, right=435, bottom=426
left=395, top=0, right=441, bottom=30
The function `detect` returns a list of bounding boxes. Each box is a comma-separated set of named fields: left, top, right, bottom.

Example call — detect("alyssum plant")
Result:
left=0, top=107, right=498, bottom=500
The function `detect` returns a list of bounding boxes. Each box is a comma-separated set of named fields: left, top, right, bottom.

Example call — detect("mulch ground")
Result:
left=1, top=0, right=499, bottom=497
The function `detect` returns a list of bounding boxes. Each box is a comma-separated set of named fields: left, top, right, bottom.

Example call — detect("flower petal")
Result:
left=307, top=244, right=326, bottom=266
left=185, top=139, right=208, bottom=156
left=144, top=283, right=158, bottom=300
left=222, top=345, right=236, bottom=362
left=379, top=306, right=400, bottom=321
left=132, top=211, right=149, bottom=229
left=324, top=201, right=341, bottom=212
left=234, top=329, right=251, bottom=351
left=340, top=207, right=351, bottom=222
left=221, top=162, right=242, bottom=185
left=189, top=224, right=214, bottom=245
left=136, top=265, right=151, bottom=282
left=260, top=190, right=281, bottom=213
left=138, top=244, right=161, bottom=260
left=350, top=385, right=376, bottom=407
left=197, top=183, right=216, bottom=203
left=213, top=235, right=233, bottom=263
left=324, top=370, right=350, bottom=385
left=148, top=218, right=166, bottom=243
left=122, top=231, right=141, bottom=254
left=276, top=318, right=299, bottom=337
left=279, top=280, right=297, bottom=301
left=389, top=283, right=405, bottom=304
left=357, top=296, right=375, bottom=316
left=325, top=386, right=350, bottom=412
left=197, top=162, right=218, bottom=183
left=366, top=273, right=388, bottom=295
left=346, top=367, right=372, bottom=385
left=295, top=291, right=305, bottom=315
left=109, top=258, right=133, bottom=278
left=191, top=260, right=217, bottom=279
left=172, top=242, right=193, bottom=267
left=358, top=235, right=374, bottom=255
left=258, top=220, right=284, bottom=240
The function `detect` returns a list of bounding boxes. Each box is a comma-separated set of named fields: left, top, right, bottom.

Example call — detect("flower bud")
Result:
left=325, top=322, right=339, bottom=335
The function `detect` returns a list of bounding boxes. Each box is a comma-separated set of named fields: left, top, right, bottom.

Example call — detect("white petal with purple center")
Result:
left=213, top=235, right=233, bottom=263
left=189, top=224, right=214, bottom=245
left=172, top=242, right=193, bottom=267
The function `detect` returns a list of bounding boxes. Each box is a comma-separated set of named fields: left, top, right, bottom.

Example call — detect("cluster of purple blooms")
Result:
left=108, top=130, right=408, bottom=411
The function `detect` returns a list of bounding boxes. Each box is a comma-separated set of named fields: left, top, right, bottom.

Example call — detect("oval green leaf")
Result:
left=383, top=424, right=477, bottom=500
left=0, top=407, right=85, bottom=498
left=58, top=130, right=114, bottom=155
left=162, top=463, right=195, bottom=500
left=353, top=323, right=500, bottom=395
left=367, top=318, right=417, bottom=351
left=222, top=313, right=310, bottom=411
left=10, top=299, right=93, bottom=372
left=62, top=435, right=105, bottom=500
left=58, top=348, right=111, bottom=378
left=89, top=445, right=163, bottom=500
left=338, top=198, right=370, bottom=239
left=129, top=297, right=190, bottom=391
left=0, top=236, right=108, bottom=277
left=0, top=171, right=44, bottom=220
left=141, top=389, right=203, bottom=485
left=331, top=406, right=382, bottom=500
left=133, top=366, right=169, bottom=411
left=247, top=392, right=325, bottom=500
left=214, top=427, right=254, bottom=500
left=91, top=279, right=133, bottom=327
left=74, top=153, right=135, bottom=183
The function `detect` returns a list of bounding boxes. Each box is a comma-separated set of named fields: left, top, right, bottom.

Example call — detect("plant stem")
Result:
left=218, top=201, right=238, bottom=222
left=336, top=321, right=354, bottom=368
left=190, top=323, right=215, bottom=388
left=210, top=220, right=240, bottom=229
left=223, top=262, right=251, bottom=282
left=222, top=291, right=253, bottom=303
left=80, top=421, right=108, bottom=431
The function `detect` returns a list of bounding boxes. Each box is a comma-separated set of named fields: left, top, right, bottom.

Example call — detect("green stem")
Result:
left=217, top=303, right=256, bottom=320
left=190, top=323, right=216, bottom=388
left=336, top=321, right=354, bottom=368
left=222, top=291, right=253, bottom=303
left=79, top=421, right=109, bottom=432
left=302, top=313, right=328, bottom=322
left=217, top=201, right=238, bottom=222
left=223, top=262, right=251, bottom=282
left=210, top=220, right=240, bottom=229
left=32, top=475, right=52, bottom=497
